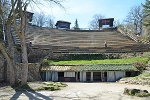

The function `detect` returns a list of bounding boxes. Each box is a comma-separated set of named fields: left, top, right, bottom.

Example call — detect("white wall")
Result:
left=45, top=71, right=126, bottom=82
left=52, top=72, right=58, bottom=81
left=46, top=71, right=58, bottom=81
left=64, top=72, right=75, bottom=77
left=107, top=71, right=125, bottom=82
left=107, top=71, right=115, bottom=82
left=80, top=72, right=83, bottom=81
left=80, top=72, right=86, bottom=82
left=46, top=71, right=51, bottom=81
left=115, top=71, right=125, bottom=80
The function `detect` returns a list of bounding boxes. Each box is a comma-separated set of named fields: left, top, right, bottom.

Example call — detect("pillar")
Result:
left=90, top=72, right=93, bottom=81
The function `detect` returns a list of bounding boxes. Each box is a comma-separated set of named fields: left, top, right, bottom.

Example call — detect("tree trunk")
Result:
left=6, top=24, right=17, bottom=85
left=0, top=41, right=15, bottom=85
left=21, top=40, right=28, bottom=85
left=20, top=10, right=28, bottom=85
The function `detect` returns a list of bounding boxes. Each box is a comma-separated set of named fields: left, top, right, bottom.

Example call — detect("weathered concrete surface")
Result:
left=0, top=82, right=150, bottom=100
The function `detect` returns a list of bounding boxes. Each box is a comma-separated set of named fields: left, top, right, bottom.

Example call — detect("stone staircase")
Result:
left=11, top=30, right=21, bottom=45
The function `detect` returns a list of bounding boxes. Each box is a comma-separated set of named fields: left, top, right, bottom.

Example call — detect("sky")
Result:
left=28, top=0, right=145, bottom=28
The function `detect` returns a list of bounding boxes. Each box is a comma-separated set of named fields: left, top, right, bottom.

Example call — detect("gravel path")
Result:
left=0, top=82, right=150, bottom=100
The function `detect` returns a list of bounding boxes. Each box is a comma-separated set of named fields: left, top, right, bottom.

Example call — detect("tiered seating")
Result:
left=24, top=25, right=150, bottom=54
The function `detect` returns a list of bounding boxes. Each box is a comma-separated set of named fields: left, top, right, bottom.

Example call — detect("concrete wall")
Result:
left=15, top=63, right=40, bottom=81
left=0, top=54, right=40, bottom=82
left=27, top=46, right=50, bottom=63
left=0, top=53, right=6, bottom=81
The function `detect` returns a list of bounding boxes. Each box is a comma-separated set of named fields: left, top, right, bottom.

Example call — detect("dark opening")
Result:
left=58, top=72, right=64, bottom=77
left=78, top=72, right=80, bottom=80
left=102, top=72, right=107, bottom=82
left=126, top=71, right=131, bottom=77
left=40, top=72, right=46, bottom=81
left=93, top=72, right=101, bottom=81
left=86, top=72, right=91, bottom=81
left=104, top=72, right=107, bottom=77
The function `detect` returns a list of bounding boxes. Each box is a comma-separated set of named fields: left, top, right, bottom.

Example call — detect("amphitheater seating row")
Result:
left=12, top=25, right=150, bottom=54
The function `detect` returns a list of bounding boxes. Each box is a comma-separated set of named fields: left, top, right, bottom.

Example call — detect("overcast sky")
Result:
left=28, top=0, right=145, bottom=28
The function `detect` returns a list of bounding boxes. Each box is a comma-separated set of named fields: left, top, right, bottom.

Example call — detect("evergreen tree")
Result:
left=74, top=19, right=79, bottom=30
left=143, top=0, right=150, bottom=27
left=142, top=0, right=150, bottom=42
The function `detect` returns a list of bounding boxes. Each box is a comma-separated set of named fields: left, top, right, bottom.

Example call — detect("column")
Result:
left=80, top=72, right=83, bottom=82
left=90, top=72, right=93, bottom=81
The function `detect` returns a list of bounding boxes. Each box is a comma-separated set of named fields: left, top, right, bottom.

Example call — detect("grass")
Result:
left=12, top=83, right=32, bottom=91
left=143, top=73, right=150, bottom=77
left=37, top=82, right=68, bottom=91
left=47, top=57, right=148, bottom=65
left=11, top=82, right=67, bottom=91
left=124, top=88, right=150, bottom=97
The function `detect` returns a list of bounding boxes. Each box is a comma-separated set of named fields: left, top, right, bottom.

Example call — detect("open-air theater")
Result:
left=11, top=18, right=150, bottom=82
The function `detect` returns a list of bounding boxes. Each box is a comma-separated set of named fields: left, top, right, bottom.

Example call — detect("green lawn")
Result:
left=47, top=57, right=149, bottom=65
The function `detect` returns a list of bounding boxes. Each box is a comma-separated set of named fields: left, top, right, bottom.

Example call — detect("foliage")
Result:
left=125, top=5, right=143, bottom=35
left=12, top=83, right=31, bottom=91
left=74, top=19, right=79, bottom=30
left=136, top=93, right=150, bottom=97
left=142, top=0, right=150, bottom=42
left=47, top=57, right=148, bottom=65
left=0, top=0, right=65, bottom=86
left=11, top=82, right=67, bottom=91
left=132, top=61, right=146, bottom=72
left=134, top=72, right=150, bottom=80
left=124, top=88, right=150, bottom=97
left=41, top=59, right=49, bottom=66
left=143, top=72, right=150, bottom=77
left=89, top=14, right=105, bottom=29
left=143, top=0, right=150, bottom=27
left=18, top=84, right=30, bottom=90
left=37, top=82, right=68, bottom=91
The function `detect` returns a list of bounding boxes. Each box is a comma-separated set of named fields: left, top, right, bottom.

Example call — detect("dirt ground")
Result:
left=0, top=82, right=150, bottom=100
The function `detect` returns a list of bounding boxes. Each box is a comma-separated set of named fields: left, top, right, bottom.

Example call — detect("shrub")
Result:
left=136, top=93, right=150, bottom=97
left=124, top=88, right=150, bottom=97
left=41, top=59, right=49, bottom=66
left=12, top=83, right=31, bottom=91
left=53, top=86, right=60, bottom=90
left=39, top=82, right=67, bottom=91
left=132, top=62, right=146, bottom=73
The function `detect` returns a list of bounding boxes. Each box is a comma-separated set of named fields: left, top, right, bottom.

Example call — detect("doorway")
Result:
left=126, top=71, right=131, bottom=77
left=86, top=72, right=91, bottom=81
left=93, top=72, right=101, bottom=81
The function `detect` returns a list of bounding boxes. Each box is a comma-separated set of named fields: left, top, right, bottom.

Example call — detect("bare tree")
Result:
left=113, top=19, right=121, bottom=28
left=46, top=15, right=55, bottom=28
left=0, top=0, right=18, bottom=85
left=10, top=0, right=30, bottom=85
left=32, top=12, right=47, bottom=27
left=0, top=0, right=11, bottom=41
left=0, top=0, right=65, bottom=85
left=125, top=5, right=143, bottom=35
left=89, top=14, right=105, bottom=29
